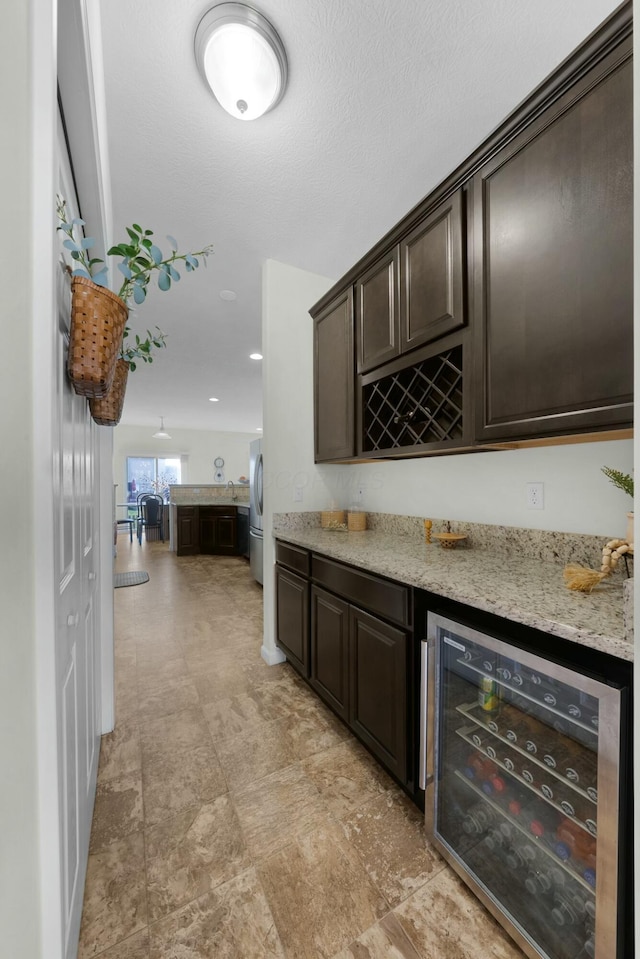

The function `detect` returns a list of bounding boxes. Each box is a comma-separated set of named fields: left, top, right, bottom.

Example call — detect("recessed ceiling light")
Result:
left=209, top=397, right=220, bottom=402
left=219, top=289, right=236, bottom=301
left=256, top=427, right=263, bottom=431
left=249, top=352, right=263, bottom=360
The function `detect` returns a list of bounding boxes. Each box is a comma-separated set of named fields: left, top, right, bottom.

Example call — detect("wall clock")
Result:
left=214, top=456, right=225, bottom=483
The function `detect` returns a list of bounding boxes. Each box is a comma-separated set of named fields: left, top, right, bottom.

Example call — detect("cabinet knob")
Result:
left=88, top=571, right=97, bottom=581
left=67, top=613, right=79, bottom=628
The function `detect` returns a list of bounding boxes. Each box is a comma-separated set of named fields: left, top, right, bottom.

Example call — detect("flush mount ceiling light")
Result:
left=194, top=3, right=288, bottom=121
left=209, top=396, right=220, bottom=402
left=249, top=352, right=263, bottom=360
left=152, top=417, right=171, bottom=439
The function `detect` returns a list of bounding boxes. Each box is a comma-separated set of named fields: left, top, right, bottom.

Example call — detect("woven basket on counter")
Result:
left=89, top=359, right=129, bottom=426
left=68, top=276, right=128, bottom=397
left=321, top=510, right=346, bottom=528
left=347, top=511, right=367, bottom=531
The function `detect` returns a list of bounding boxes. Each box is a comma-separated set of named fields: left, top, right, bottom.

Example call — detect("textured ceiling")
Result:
left=98, top=0, right=620, bottom=433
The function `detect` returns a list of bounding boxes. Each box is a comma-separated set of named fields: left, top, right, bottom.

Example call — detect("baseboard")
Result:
left=261, top=644, right=286, bottom=666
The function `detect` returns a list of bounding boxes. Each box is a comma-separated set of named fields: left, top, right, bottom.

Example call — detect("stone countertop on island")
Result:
left=273, top=525, right=631, bottom=662
left=169, top=484, right=249, bottom=506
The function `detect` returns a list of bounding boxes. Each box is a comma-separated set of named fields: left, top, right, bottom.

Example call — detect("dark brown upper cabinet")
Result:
left=356, top=191, right=465, bottom=375
left=400, top=190, right=465, bottom=354
left=356, top=247, right=400, bottom=373
left=314, top=287, right=355, bottom=462
left=473, top=36, right=632, bottom=444
left=311, top=3, right=632, bottom=459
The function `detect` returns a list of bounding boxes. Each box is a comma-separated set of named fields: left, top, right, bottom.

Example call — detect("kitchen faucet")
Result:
left=227, top=480, right=237, bottom=501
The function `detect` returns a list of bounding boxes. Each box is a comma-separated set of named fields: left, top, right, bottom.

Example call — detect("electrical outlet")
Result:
left=526, top=482, right=544, bottom=510
left=293, top=485, right=303, bottom=503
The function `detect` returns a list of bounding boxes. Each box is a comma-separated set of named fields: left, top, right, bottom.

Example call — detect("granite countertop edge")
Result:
left=273, top=528, right=631, bottom=662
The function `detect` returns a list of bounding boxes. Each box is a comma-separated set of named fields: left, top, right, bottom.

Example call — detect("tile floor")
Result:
left=79, top=538, right=525, bottom=959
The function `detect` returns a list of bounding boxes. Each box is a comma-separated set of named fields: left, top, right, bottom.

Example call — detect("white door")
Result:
left=54, top=110, right=102, bottom=959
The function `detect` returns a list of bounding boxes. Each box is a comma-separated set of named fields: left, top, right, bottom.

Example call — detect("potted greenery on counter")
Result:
left=602, top=466, right=634, bottom=546
left=56, top=196, right=212, bottom=418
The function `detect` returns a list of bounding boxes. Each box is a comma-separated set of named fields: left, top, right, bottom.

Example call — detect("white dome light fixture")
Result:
left=152, top=417, right=171, bottom=439
left=194, top=3, right=288, bottom=121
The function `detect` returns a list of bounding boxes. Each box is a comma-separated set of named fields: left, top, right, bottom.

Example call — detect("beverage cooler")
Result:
left=420, top=609, right=633, bottom=959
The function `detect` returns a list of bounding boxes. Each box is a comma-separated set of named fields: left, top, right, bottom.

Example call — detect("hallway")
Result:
left=78, top=539, right=522, bottom=959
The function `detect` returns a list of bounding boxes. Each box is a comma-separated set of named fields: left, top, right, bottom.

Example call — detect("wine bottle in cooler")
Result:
left=461, top=802, right=496, bottom=837
left=494, top=703, right=532, bottom=746
left=463, top=752, right=499, bottom=786
left=550, top=886, right=596, bottom=926
left=504, top=836, right=537, bottom=870
left=542, top=737, right=597, bottom=797
left=524, top=862, right=566, bottom=895
left=478, top=675, right=500, bottom=714
left=519, top=757, right=556, bottom=802
left=555, top=816, right=597, bottom=878
left=583, top=931, right=596, bottom=958
left=563, top=748, right=598, bottom=803
left=483, top=820, right=514, bottom=852
left=556, top=790, right=597, bottom=836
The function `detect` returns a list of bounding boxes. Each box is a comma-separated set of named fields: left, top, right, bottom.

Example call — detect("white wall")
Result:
left=262, top=259, right=634, bottom=660
left=0, top=1, right=45, bottom=955
left=112, top=424, right=258, bottom=494
left=262, top=260, right=348, bottom=659
left=320, top=440, right=634, bottom=538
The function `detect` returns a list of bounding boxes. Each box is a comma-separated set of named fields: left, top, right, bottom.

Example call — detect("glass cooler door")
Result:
left=425, top=612, right=624, bottom=959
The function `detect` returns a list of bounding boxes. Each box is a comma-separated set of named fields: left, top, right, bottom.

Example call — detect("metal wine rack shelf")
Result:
left=454, top=722, right=596, bottom=837
left=453, top=769, right=595, bottom=896
left=362, top=346, right=463, bottom=451
left=456, top=703, right=597, bottom=807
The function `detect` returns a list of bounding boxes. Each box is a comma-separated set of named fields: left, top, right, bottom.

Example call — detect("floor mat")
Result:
left=114, top=570, right=149, bottom=588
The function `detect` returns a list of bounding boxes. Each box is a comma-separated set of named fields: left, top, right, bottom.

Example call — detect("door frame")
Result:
left=33, top=1, right=114, bottom=954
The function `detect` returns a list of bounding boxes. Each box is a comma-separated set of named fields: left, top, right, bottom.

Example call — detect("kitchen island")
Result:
left=168, top=484, right=249, bottom=555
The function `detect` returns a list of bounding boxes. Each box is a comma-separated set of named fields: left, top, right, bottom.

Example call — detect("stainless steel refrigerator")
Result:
left=249, top=438, right=263, bottom=585
left=420, top=610, right=632, bottom=959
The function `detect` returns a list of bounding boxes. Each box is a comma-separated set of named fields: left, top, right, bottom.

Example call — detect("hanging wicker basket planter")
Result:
left=68, top=276, right=128, bottom=397
left=89, top=359, right=129, bottom=426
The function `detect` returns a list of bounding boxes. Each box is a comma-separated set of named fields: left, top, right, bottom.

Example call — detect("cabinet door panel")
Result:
left=199, top=514, right=216, bottom=554
left=474, top=45, right=632, bottom=441
left=275, top=566, right=309, bottom=678
left=314, top=289, right=355, bottom=461
left=310, top=586, right=349, bottom=721
left=349, top=606, right=407, bottom=782
left=216, top=515, right=237, bottom=554
left=357, top=248, right=400, bottom=373
left=177, top=506, right=199, bottom=556
left=401, top=190, right=464, bottom=353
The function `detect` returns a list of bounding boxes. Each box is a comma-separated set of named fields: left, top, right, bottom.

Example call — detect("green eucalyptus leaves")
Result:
left=57, top=195, right=214, bottom=374
left=56, top=196, right=213, bottom=308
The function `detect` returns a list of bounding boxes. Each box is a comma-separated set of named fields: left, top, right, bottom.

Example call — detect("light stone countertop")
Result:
left=273, top=527, right=631, bottom=662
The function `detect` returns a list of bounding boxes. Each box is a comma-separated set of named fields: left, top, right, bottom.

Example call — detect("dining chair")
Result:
left=136, top=493, right=164, bottom=544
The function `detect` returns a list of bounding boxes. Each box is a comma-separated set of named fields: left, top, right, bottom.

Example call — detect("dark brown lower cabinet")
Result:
left=349, top=606, right=408, bottom=783
left=275, top=541, right=417, bottom=798
left=176, top=506, right=199, bottom=556
left=199, top=506, right=237, bottom=555
left=275, top=565, right=309, bottom=678
left=310, top=586, right=349, bottom=722
left=176, top=505, right=240, bottom=556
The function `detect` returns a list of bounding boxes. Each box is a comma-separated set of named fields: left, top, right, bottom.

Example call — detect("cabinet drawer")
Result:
left=312, top=554, right=410, bottom=627
left=200, top=505, right=236, bottom=517
left=276, top=541, right=311, bottom=577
